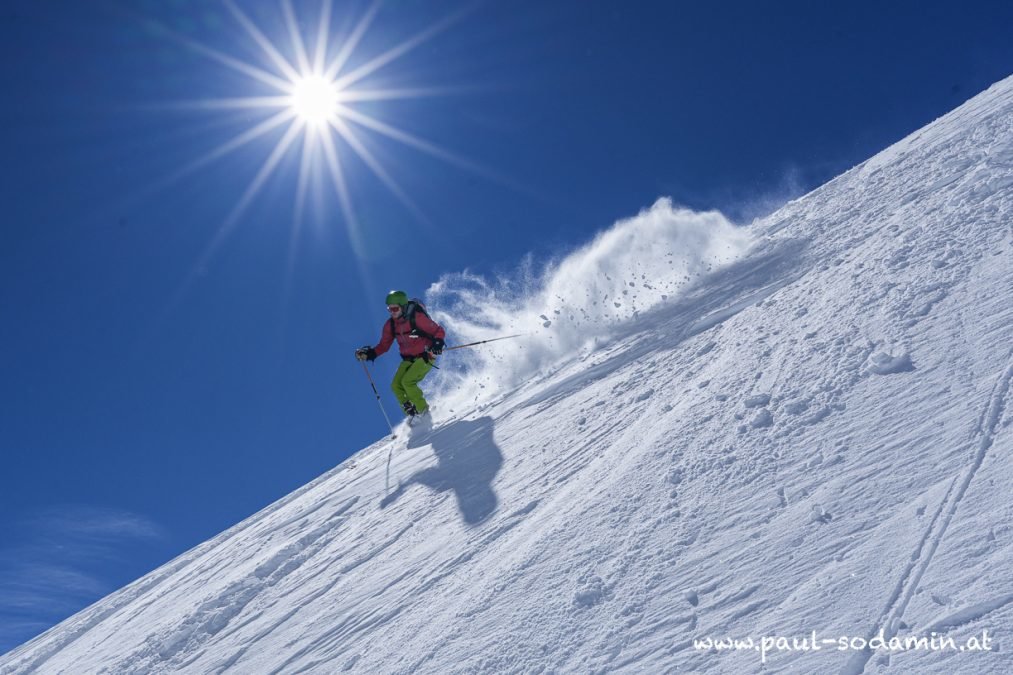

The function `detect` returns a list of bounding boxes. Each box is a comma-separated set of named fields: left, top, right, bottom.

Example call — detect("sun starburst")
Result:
left=143, top=0, right=491, bottom=304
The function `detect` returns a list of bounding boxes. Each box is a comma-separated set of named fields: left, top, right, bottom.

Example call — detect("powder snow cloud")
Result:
left=426, top=198, right=753, bottom=414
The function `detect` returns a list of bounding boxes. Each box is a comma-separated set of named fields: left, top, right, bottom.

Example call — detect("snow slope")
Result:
left=3, top=76, right=1012, bottom=674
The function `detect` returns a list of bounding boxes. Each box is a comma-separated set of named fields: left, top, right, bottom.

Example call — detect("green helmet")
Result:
left=385, top=290, right=409, bottom=306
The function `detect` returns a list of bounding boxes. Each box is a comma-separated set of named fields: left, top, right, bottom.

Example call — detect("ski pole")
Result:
left=445, top=334, right=525, bottom=352
left=359, top=361, right=397, bottom=438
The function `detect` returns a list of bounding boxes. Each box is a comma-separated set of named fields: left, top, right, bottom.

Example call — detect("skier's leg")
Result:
left=390, top=360, right=413, bottom=411
left=401, top=359, right=434, bottom=413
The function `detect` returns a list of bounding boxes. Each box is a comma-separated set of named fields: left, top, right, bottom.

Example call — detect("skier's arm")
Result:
left=374, top=320, right=395, bottom=357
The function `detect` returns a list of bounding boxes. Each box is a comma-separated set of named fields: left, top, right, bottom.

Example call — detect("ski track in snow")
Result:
left=843, top=351, right=1013, bottom=675
left=2, top=77, right=1012, bottom=674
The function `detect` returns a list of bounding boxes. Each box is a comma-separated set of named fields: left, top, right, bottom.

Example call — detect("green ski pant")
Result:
left=391, top=358, right=433, bottom=414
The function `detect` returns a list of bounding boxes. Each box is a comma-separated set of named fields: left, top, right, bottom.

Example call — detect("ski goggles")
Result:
left=387, top=305, right=403, bottom=313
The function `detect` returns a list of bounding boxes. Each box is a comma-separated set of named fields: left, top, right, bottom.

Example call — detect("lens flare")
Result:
left=143, top=0, right=495, bottom=314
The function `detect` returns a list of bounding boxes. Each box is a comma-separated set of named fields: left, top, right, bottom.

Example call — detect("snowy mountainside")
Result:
left=3, top=77, right=1013, bottom=673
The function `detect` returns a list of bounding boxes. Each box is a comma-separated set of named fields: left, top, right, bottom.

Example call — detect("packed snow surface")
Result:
left=3, top=77, right=1012, bottom=674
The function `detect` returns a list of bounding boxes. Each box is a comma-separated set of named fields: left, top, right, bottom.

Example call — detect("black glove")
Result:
left=429, top=338, right=445, bottom=356
left=355, top=345, right=377, bottom=362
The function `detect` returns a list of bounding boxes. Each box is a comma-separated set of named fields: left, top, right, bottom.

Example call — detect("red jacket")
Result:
left=374, top=311, right=446, bottom=359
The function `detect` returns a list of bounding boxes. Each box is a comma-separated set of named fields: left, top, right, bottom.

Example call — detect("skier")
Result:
left=355, top=290, right=446, bottom=419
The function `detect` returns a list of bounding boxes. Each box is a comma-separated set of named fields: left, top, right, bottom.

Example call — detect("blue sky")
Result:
left=1, top=0, right=1011, bottom=653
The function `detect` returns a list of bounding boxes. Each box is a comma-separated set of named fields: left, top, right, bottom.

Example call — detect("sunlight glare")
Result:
left=290, top=75, right=339, bottom=126
left=154, top=0, right=485, bottom=298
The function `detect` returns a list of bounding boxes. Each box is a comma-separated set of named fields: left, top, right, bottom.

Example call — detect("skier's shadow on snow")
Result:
left=380, top=416, right=503, bottom=525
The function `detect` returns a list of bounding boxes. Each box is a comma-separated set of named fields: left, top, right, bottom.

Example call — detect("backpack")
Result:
left=389, top=298, right=435, bottom=340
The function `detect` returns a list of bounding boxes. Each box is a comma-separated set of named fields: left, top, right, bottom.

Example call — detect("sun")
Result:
left=145, top=0, right=494, bottom=303
left=290, top=75, right=340, bottom=127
